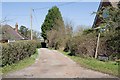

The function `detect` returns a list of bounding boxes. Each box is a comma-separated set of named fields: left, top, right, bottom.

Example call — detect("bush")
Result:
left=66, top=27, right=120, bottom=60
left=68, top=33, right=97, bottom=57
left=47, top=29, right=67, bottom=50
left=106, top=29, right=120, bottom=59
left=2, top=40, right=41, bottom=66
left=83, top=28, right=94, bottom=35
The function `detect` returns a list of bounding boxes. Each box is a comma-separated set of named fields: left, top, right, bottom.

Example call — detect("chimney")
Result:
left=15, top=23, right=18, bottom=33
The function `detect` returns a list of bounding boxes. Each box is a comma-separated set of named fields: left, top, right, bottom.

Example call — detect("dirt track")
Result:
left=3, top=48, right=115, bottom=78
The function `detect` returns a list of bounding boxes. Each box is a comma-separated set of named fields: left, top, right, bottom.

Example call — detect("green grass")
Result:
left=1, top=49, right=39, bottom=75
left=0, top=67, right=2, bottom=75
left=60, top=51, right=119, bottom=77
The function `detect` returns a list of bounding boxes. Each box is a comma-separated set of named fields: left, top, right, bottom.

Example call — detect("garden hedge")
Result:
left=65, top=29, right=120, bottom=60
left=1, top=40, right=41, bottom=66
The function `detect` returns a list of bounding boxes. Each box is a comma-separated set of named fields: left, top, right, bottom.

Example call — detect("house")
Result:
left=92, top=0, right=119, bottom=28
left=0, top=23, right=26, bottom=43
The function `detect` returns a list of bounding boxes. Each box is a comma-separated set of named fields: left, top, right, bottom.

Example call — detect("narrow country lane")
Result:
left=3, top=48, right=115, bottom=78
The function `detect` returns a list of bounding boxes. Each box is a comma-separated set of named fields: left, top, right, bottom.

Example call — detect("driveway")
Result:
left=3, top=48, right=115, bottom=78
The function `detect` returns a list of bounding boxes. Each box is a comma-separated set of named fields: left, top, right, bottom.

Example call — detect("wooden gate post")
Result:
left=95, top=32, right=100, bottom=59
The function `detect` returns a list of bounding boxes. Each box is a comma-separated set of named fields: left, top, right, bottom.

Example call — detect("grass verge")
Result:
left=1, top=49, right=39, bottom=75
left=60, top=51, right=119, bottom=77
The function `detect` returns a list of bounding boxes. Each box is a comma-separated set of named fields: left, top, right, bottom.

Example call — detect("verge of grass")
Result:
left=60, top=50, right=119, bottom=77
left=0, top=67, right=2, bottom=75
left=2, top=49, right=39, bottom=75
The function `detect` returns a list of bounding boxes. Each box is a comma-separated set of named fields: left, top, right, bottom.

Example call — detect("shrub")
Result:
left=68, top=33, right=97, bottom=57
left=106, top=29, right=120, bottom=59
left=83, top=28, right=94, bottom=35
left=66, top=27, right=120, bottom=60
left=1, top=40, right=41, bottom=66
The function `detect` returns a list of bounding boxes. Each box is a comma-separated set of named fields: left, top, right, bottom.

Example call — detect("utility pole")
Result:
left=30, top=8, right=33, bottom=40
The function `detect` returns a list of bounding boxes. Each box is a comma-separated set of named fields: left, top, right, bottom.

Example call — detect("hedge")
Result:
left=67, top=34, right=96, bottom=57
left=65, top=29, right=120, bottom=60
left=1, top=40, right=41, bottom=66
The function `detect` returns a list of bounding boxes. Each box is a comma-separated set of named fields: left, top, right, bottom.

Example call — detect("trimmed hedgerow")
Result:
left=2, top=40, right=41, bottom=66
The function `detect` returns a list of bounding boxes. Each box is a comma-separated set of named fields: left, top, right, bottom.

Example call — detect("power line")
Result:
left=33, top=2, right=76, bottom=10
left=31, top=2, right=76, bottom=28
left=2, top=2, right=76, bottom=19
left=57, top=2, right=76, bottom=7
left=0, top=17, right=17, bottom=24
left=32, top=10, right=40, bottom=27
left=3, top=15, right=29, bottom=16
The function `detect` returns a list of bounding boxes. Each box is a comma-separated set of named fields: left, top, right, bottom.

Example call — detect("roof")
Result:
left=0, top=24, right=25, bottom=40
left=108, top=0, right=119, bottom=8
left=102, top=0, right=119, bottom=2
left=92, top=0, right=119, bottom=28
left=100, top=0, right=119, bottom=10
